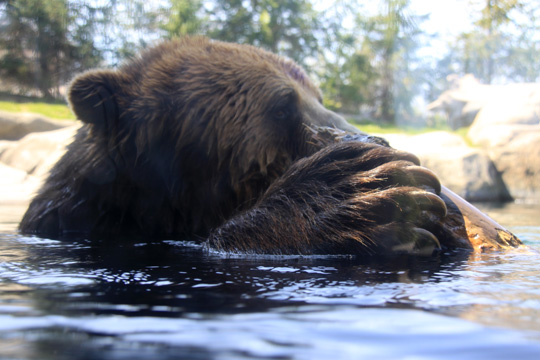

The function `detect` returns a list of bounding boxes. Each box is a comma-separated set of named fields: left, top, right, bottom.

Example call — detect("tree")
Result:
left=314, top=2, right=378, bottom=114
left=439, top=0, right=540, bottom=85
left=162, top=0, right=206, bottom=37
left=205, top=0, right=321, bottom=69
left=91, top=0, right=163, bottom=65
left=0, top=0, right=102, bottom=98
left=356, top=0, right=427, bottom=124
left=476, top=0, right=520, bottom=83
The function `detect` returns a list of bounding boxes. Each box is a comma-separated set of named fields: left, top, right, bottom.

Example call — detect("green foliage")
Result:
left=0, top=0, right=103, bottom=98
left=358, top=0, right=427, bottom=124
left=162, top=0, right=205, bottom=37
left=477, top=0, right=522, bottom=29
left=203, top=0, right=321, bottom=69
left=317, top=15, right=379, bottom=115
left=317, top=1, right=427, bottom=126
left=436, top=0, right=540, bottom=84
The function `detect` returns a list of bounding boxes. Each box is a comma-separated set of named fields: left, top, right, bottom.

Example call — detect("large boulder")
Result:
left=427, top=75, right=495, bottom=129
left=0, top=124, right=79, bottom=205
left=0, top=140, right=14, bottom=157
left=485, top=132, right=540, bottom=201
left=0, top=124, right=79, bottom=177
left=0, top=162, right=42, bottom=205
left=468, top=124, right=540, bottom=148
left=468, top=83, right=540, bottom=147
left=429, top=75, right=540, bottom=132
left=472, top=84, right=540, bottom=127
left=0, top=110, right=72, bottom=140
left=379, top=132, right=510, bottom=202
left=465, top=83, right=540, bottom=201
left=429, top=75, right=540, bottom=202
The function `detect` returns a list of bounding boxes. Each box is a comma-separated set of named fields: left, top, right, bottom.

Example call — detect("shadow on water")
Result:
left=2, top=203, right=540, bottom=359
left=1, top=234, right=473, bottom=317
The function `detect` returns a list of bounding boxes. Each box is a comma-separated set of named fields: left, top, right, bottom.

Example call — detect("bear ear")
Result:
left=68, top=70, right=120, bottom=128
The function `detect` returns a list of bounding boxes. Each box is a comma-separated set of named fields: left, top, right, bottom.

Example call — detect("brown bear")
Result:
left=18, top=37, right=519, bottom=256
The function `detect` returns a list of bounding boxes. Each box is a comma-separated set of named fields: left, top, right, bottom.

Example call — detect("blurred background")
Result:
left=2, top=5, right=540, bottom=359
left=2, top=0, right=540, bottom=204
left=1, top=0, right=539, bottom=128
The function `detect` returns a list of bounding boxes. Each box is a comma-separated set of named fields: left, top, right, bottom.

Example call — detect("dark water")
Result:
left=1, top=203, right=540, bottom=360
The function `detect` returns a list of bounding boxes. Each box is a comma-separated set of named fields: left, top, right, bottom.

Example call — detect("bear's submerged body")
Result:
left=20, top=37, right=521, bottom=256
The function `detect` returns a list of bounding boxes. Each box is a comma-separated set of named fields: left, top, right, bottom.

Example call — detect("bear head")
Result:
left=66, top=36, right=360, bottom=235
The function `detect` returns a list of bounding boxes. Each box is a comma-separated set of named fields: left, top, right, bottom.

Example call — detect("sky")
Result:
left=411, top=0, right=475, bottom=59
left=315, top=0, right=476, bottom=61
left=411, top=0, right=473, bottom=39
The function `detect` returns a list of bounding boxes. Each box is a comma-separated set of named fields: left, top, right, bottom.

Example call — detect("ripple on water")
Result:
left=1, top=206, right=540, bottom=359
left=2, top=308, right=540, bottom=360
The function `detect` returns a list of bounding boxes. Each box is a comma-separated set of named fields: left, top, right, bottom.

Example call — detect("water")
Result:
left=1, top=203, right=540, bottom=359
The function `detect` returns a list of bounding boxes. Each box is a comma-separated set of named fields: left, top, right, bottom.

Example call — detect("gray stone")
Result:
left=487, top=132, right=540, bottom=201
left=430, top=75, right=540, bottom=202
left=467, top=84, right=540, bottom=147
left=0, top=124, right=79, bottom=178
left=427, top=75, right=494, bottom=129
left=381, top=132, right=510, bottom=201
left=429, top=74, right=540, bottom=132
left=0, top=162, right=42, bottom=205
left=0, top=110, right=72, bottom=140
left=468, top=124, right=540, bottom=148
left=0, top=140, right=15, bottom=157
left=464, top=85, right=540, bottom=201
left=0, top=124, right=79, bottom=204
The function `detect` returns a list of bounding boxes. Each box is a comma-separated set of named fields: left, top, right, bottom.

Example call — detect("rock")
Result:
left=0, top=140, right=15, bottom=157
left=0, top=110, right=72, bottom=140
left=429, top=74, right=540, bottom=131
left=420, top=148, right=510, bottom=202
left=486, top=132, right=540, bottom=201
left=0, top=124, right=80, bottom=205
left=430, top=76, right=540, bottom=202
left=465, top=86, right=540, bottom=201
left=380, top=132, right=510, bottom=202
left=468, top=84, right=540, bottom=147
left=0, top=124, right=80, bottom=178
left=0, top=161, right=28, bottom=185
left=427, top=75, right=495, bottom=129
left=468, top=124, right=540, bottom=148
left=0, top=162, right=42, bottom=205
left=472, top=84, right=540, bottom=127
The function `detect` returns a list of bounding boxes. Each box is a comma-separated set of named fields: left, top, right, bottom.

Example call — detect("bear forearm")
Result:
left=205, top=193, right=377, bottom=256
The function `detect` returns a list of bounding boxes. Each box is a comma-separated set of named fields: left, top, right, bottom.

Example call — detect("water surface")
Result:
left=1, top=203, right=540, bottom=359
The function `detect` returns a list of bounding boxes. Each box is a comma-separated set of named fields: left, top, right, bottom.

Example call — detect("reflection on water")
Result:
left=1, top=203, right=540, bottom=359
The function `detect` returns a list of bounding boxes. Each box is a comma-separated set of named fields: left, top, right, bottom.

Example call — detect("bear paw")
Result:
left=207, top=141, right=447, bottom=257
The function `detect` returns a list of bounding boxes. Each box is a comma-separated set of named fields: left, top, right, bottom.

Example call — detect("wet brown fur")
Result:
left=20, top=37, right=448, bottom=255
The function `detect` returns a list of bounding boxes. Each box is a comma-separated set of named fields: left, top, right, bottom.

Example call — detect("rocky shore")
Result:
left=426, top=75, right=540, bottom=203
left=1, top=103, right=539, bottom=206
left=0, top=111, right=77, bottom=204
